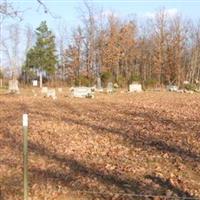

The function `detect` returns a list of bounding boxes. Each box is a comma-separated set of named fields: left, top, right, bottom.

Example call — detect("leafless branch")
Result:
left=36, top=0, right=61, bottom=19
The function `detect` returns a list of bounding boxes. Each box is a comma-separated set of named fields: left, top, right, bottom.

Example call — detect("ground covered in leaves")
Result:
left=1, top=90, right=200, bottom=200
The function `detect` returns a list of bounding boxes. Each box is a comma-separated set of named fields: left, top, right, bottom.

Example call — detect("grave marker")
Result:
left=32, top=80, right=38, bottom=87
left=96, top=77, right=103, bottom=92
left=97, top=77, right=102, bottom=89
left=47, top=89, right=57, bottom=100
left=8, top=79, right=20, bottom=94
left=57, top=88, right=63, bottom=93
left=129, top=83, right=142, bottom=92
left=107, top=82, right=113, bottom=93
left=41, top=87, right=48, bottom=95
left=167, top=85, right=178, bottom=92
left=71, top=87, right=93, bottom=98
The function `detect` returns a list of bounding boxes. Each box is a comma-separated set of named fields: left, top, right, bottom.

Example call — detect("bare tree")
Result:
left=24, top=25, right=35, bottom=55
left=2, top=23, right=21, bottom=77
left=56, top=21, right=68, bottom=81
left=151, top=8, right=169, bottom=85
left=64, top=26, right=84, bottom=85
left=80, top=1, right=97, bottom=81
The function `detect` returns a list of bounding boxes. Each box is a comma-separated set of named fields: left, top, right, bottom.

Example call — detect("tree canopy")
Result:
left=24, top=21, right=57, bottom=75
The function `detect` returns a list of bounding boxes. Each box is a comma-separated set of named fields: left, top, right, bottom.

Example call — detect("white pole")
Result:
left=23, top=114, right=28, bottom=200
left=40, top=71, right=43, bottom=88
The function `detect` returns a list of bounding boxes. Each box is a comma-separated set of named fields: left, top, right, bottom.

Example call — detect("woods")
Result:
left=1, top=2, right=200, bottom=88
left=61, top=8, right=200, bottom=88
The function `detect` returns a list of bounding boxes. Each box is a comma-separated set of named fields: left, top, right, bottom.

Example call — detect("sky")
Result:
left=1, top=0, right=200, bottom=70
left=9, top=0, right=200, bottom=31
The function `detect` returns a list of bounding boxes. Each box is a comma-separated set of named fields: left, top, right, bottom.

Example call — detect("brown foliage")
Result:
left=1, top=92, right=200, bottom=199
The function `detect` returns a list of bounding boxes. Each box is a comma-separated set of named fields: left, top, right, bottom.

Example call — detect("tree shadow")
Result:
left=1, top=126, right=199, bottom=199
left=122, top=108, right=200, bottom=133
left=1, top=99, right=200, bottom=199
left=29, top=141, right=199, bottom=199
left=55, top=114, right=200, bottom=163
left=145, top=175, right=194, bottom=199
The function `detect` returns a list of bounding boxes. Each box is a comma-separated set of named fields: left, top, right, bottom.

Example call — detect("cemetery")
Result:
left=1, top=1, right=200, bottom=199
left=1, top=81, right=200, bottom=199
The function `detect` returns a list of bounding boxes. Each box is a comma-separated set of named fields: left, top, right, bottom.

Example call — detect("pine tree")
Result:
left=0, top=69, right=3, bottom=79
left=24, top=21, right=57, bottom=75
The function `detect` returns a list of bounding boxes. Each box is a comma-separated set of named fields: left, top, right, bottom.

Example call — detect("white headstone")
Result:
left=107, top=82, right=113, bottom=93
left=47, top=89, right=57, bottom=99
left=57, top=88, right=63, bottom=93
left=32, top=80, right=38, bottom=86
left=41, top=87, right=48, bottom=95
left=72, top=87, right=93, bottom=98
left=97, top=77, right=102, bottom=89
left=114, top=83, right=119, bottom=89
left=32, top=89, right=37, bottom=97
left=184, top=90, right=194, bottom=94
left=183, top=81, right=189, bottom=85
left=129, top=83, right=142, bottom=92
left=8, top=80, right=19, bottom=94
left=96, top=88, right=104, bottom=92
left=167, top=85, right=178, bottom=92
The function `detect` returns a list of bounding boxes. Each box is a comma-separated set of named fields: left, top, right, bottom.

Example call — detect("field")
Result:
left=1, top=90, right=200, bottom=200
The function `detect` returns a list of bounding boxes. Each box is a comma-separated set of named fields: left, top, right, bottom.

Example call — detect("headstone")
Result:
left=97, top=77, right=102, bottom=89
left=71, top=87, right=93, bottom=98
left=91, top=86, right=96, bottom=92
left=57, top=88, right=63, bottom=93
left=114, top=83, right=119, bottom=89
left=107, top=82, right=113, bottom=93
left=183, top=81, right=189, bottom=85
left=32, top=80, right=38, bottom=87
left=176, top=89, right=184, bottom=93
left=129, top=83, right=142, bottom=92
left=47, top=89, right=57, bottom=99
left=95, top=78, right=103, bottom=92
left=184, top=90, right=194, bottom=94
left=41, top=87, right=48, bottom=95
left=8, top=79, right=20, bottom=94
left=32, top=89, right=37, bottom=97
left=167, top=85, right=178, bottom=92
left=96, top=88, right=104, bottom=92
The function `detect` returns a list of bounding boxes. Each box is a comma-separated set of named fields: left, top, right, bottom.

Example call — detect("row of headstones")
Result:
left=71, top=82, right=142, bottom=98
left=37, top=83, right=141, bottom=99
left=7, top=79, right=142, bottom=98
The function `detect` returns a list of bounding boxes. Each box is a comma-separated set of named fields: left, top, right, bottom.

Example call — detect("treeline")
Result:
left=4, top=4, right=200, bottom=88
left=56, top=7, right=200, bottom=87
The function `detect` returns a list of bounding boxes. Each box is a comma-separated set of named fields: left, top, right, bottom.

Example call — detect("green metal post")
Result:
left=23, top=114, right=28, bottom=200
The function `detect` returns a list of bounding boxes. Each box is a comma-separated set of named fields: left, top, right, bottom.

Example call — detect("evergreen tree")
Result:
left=0, top=69, right=3, bottom=79
left=24, top=21, right=57, bottom=75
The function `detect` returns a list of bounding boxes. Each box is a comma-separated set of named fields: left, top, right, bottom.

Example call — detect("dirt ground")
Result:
left=1, top=90, right=200, bottom=200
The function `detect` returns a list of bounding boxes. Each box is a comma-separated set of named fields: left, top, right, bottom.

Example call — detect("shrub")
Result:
left=129, top=75, right=141, bottom=83
left=0, top=70, right=3, bottom=79
left=75, top=75, right=91, bottom=87
left=183, top=83, right=197, bottom=91
left=116, top=75, right=126, bottom=87
left=144, top=78, right=158, bottom=88
left=101, top=72, right=112, bottom=86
